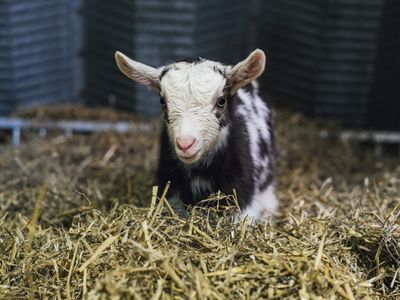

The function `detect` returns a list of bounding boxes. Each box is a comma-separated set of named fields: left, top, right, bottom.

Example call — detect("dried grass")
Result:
left=0, top=106, right=399, bottom=299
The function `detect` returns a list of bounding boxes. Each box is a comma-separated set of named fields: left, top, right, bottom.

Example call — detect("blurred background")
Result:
left=0, top=0, right=399, bottom=130
left=2, top=2, right=400, bottom=298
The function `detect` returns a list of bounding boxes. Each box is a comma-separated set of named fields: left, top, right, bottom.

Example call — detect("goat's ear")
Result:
left=227, top=49, right=266, bottom=95
left=115, top=51, right=162, bottom=91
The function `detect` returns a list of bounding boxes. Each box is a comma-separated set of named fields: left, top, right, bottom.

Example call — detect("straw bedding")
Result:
left=0, top=106, right=399, bottom=299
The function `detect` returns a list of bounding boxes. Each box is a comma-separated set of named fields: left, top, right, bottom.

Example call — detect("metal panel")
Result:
left=0, top=0, right=81, bottom=116
left=258, top=0, right=396, bottom=129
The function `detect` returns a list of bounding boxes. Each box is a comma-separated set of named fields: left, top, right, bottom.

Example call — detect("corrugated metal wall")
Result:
left=258, top=0, right=399, bottom=130
left=368, top=0, right=400, bottom=130
left=0, top=0, right=81, bottom=115
left=84, top=0, right=136, bottom=112
left=0, top=0, right=398, bottom=130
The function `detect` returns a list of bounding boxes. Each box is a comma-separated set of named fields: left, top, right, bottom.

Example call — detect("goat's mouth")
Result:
left=176, top=149, right=201, bottom=164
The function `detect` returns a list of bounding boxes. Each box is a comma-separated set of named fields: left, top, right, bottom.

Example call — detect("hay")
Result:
left=0, top=106, right=399, bottom=299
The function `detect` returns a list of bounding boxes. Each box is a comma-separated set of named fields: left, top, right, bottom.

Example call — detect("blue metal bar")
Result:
left=0, top=117, right=153, bottom=146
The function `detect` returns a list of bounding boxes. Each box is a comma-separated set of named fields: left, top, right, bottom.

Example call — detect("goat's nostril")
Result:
left=176, top=137, right=196, bottom=151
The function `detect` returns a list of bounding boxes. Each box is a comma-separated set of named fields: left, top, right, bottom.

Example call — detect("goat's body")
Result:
left=115, top=48, right=278, bottom=221
left=157, top=82, right=277, bottom=220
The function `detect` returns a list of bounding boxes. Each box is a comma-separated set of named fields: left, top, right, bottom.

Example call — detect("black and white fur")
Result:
left=115, top=49, right=278, bottom=221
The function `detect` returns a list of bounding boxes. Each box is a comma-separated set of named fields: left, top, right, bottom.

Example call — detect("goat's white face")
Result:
left=115, top=50, right=266, bottom=165
left=159, top=61, right=228, bottom=164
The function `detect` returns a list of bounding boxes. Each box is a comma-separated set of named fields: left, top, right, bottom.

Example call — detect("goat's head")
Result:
left=115, top=49, right=266, bottom=165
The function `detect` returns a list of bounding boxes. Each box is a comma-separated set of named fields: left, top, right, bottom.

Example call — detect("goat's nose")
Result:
left=176, top=136, right=196, bottom=151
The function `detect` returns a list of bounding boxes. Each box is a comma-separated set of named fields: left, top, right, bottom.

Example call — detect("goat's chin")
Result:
left=176, top=150, right=202, bottom=165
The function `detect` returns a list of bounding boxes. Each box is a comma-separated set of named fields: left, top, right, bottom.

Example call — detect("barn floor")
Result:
left=0, top=106, right=399, bottom=299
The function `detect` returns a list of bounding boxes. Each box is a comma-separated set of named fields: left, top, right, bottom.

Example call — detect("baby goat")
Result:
left=115, top=49, right=278, bottom=221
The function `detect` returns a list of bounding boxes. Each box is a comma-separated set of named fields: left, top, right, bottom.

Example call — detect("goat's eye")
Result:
left=160, top=97, right=166, bottom=108
left=217, top=97, right=226, bottom=108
